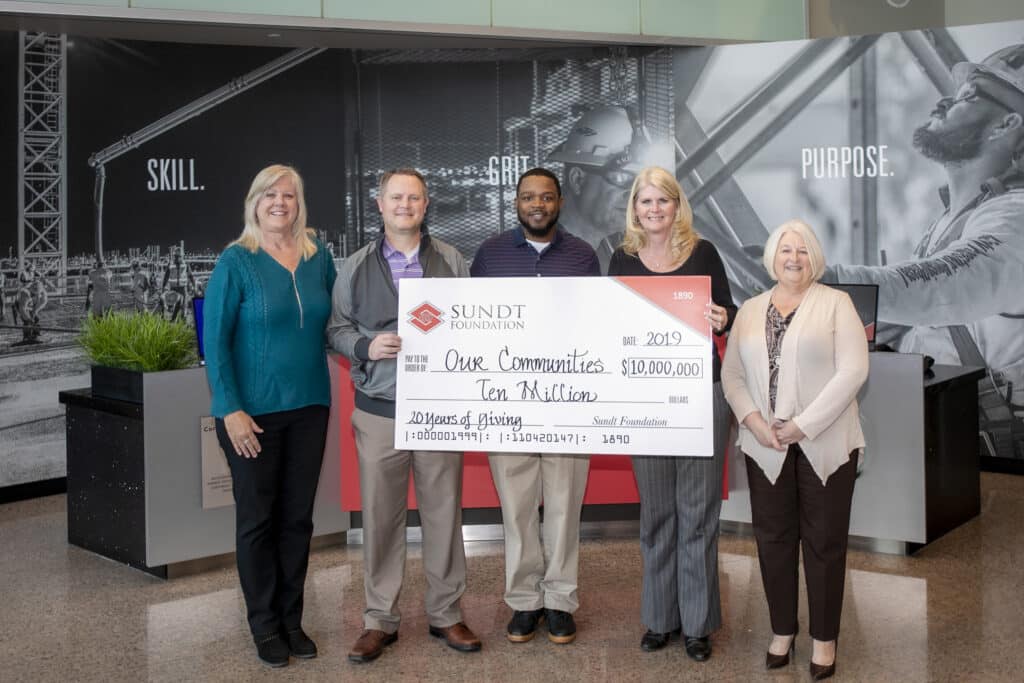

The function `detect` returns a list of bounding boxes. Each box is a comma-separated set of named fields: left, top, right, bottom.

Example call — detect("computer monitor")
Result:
left=826, top=283, right=879, bottom=350
left=192, top=297, right=206, bottom=363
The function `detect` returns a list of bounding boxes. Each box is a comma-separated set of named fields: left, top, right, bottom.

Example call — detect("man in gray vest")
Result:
left=328, top=168, right=481, bottom=663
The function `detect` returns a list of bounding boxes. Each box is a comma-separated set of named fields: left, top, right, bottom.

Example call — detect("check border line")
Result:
left=553, top=424, right=701, bottom=430
left=404, top=398, right=663, bottom=404
left=427, top=370, right=614, bottom=375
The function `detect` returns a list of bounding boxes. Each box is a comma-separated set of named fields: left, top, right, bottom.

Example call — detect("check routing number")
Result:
left=395, top=276, right=713, bottom=457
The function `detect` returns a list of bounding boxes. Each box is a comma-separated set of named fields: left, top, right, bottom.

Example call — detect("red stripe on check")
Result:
left=612, top=275, right=712, bottom=340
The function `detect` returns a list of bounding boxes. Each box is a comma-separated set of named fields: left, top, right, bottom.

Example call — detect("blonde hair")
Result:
left=233, top=164, right=318, bottom=260
left=763, top=219, right=827, bottom=281
left=622, top=166, right=698, bottom=264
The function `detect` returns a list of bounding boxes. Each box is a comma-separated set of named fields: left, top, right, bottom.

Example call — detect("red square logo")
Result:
left=408, top=302, right=444, bottom=333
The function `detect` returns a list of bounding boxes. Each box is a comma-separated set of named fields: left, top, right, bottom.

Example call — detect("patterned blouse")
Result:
left=766, top=301, right=798, bottom=413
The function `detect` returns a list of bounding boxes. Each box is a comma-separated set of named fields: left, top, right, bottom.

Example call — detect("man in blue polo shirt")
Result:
left=471, top=168, right=600, bottom=645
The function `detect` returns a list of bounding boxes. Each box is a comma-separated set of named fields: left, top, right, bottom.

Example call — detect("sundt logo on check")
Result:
left=408, top=302, right=444, bottom=333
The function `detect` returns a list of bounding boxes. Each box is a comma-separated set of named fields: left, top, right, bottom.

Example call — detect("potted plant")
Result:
left=77, top=311, right=197, bottom=403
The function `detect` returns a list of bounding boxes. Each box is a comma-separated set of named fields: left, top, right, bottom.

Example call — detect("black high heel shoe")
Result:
left=765, top=634, right=795, bottom=669
left=640, top=627, right=680, bottom=652
left=809, top=640, right=837, bottom=680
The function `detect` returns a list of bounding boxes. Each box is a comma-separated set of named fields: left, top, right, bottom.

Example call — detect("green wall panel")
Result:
left=324, top=0, right=491, bottom=26
left=12, top=0, right=128, bottom=7
left=130, top=0, right=321, bottom=18
left=492, top=0, right=639, bottom=35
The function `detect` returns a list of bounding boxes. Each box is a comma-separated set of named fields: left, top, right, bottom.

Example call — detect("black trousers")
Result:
left=745, top=445, right=858, bottom=641
left=215, top=404, right=329, bottom=637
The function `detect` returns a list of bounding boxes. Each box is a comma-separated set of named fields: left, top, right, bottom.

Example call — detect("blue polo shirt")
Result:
left=470, top=225, right=600, bottom=277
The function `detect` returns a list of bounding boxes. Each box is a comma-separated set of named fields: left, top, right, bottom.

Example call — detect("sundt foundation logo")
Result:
left=408, top=302, right=444, bottom=333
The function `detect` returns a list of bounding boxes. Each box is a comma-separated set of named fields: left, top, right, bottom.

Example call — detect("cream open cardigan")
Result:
left=721, top=282, right=869, bottom=485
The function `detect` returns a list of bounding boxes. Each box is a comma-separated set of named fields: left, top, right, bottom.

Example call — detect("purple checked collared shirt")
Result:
left=382, top=238, right=424, bottom=291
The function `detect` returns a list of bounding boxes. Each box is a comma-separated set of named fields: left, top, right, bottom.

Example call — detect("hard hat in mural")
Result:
left=952, top=44, right=1024, bottom=102
left=548, top=106, right=639, bottom=168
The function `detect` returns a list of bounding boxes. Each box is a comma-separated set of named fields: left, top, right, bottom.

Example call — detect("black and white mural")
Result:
left=2, top=19, right=1023, bottom=489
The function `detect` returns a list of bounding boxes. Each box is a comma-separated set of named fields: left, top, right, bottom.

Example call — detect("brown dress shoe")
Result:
left=428, top=622, right=482, bottom=652
left=348, top=629, right=398, bottom=663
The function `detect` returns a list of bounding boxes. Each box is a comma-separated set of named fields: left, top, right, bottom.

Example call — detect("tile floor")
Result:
left=1, top=473, right=1022, bottom=681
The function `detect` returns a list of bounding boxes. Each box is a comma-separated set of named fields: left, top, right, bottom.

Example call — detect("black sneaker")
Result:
left=506, top=609, right=544, bottom=642
left=255, top=633, right=290, bottom=667
left=285, top=628, right=318, bottom=659
left=545, top=609, right=577, bottom=644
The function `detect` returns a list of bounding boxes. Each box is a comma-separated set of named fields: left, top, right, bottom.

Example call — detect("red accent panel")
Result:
left=716, top=332, right=729, bottom=500
left=336, top=356, right=367, bottom=511
left=612, top=275, right=712, bottom=339
left=335, top=357, right=641, bottom=512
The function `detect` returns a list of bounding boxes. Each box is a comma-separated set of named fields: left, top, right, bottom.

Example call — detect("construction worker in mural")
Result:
left=548, top=105, right=662, bottom=272
left=12, top=274, right=47, bottom=345
left=0, top=268, right=6, bottom=323
left=85, top=257, right=115, bottom=316
left=13, top=261, right=47, bottom=344
left=18, top=260, right=38, bottom=286
left=830, top=44, right=1024, bottom=459
left=130, top=260, right=150, bottom=312
left=161, top=245, right=195, bottom=321
left=147, top=260, right=161, bottom=313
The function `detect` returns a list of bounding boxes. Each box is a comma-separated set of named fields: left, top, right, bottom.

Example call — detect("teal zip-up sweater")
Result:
left=204, top=241, right=337, bottom=418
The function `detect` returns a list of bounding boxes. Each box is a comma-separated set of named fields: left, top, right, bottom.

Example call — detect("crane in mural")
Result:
left=4, top=43, right=326, bottom=352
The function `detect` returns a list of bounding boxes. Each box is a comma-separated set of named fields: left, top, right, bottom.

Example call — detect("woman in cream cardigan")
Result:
left=721, top=219, right=868, bottom=681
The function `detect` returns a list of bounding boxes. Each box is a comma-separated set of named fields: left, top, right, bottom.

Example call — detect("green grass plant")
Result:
left=78, top=311, right=198, bottom=372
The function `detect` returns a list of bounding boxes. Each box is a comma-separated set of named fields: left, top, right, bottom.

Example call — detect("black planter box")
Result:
left=58, top=388, right=160, bottom=577
left=90, top=365, right=144, bottom=404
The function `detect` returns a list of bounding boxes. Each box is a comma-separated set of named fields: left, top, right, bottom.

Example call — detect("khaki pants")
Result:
left=352, top=408, right=467, bottom=631
left=488, top=452, right=591, bottom=613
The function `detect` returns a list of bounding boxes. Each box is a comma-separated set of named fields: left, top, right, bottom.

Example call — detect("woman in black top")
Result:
left=608, top=166, right=736, bottom=661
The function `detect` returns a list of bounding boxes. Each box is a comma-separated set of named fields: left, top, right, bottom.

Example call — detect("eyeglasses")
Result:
left=939, top=81, right=1016, bottom=114
left=600, top=167, right=635, bottom=188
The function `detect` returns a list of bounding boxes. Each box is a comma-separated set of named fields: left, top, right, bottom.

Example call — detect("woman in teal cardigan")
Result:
left=204, top=164, right=337, bottom=668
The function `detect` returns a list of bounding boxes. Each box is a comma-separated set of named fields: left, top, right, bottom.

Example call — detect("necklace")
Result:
left=641, top=248, right=674, bottom=271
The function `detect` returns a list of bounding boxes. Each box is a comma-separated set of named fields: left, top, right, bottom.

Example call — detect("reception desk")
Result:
left=721, top=353, right=983, bottom=552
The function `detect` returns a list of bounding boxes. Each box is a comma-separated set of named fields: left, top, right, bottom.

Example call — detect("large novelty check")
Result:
left=395, top=276, right=713, bottom=456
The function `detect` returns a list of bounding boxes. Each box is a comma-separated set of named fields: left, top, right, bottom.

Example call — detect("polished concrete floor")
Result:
left=1, top=473, right=1022, bottom=682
